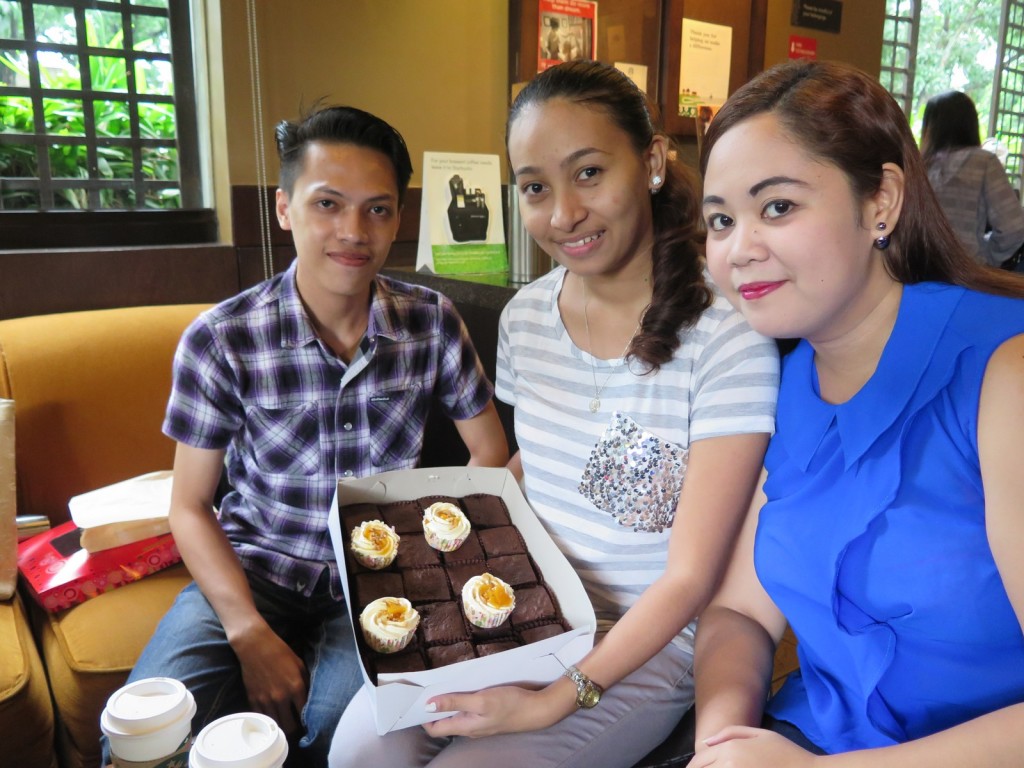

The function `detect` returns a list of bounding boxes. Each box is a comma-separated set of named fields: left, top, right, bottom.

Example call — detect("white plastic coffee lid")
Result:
left=190, top=712, right=288, bottom=768
left=103, top=677, right=192, bottom=735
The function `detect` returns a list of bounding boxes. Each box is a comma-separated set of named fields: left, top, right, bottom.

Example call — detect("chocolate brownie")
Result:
left=486, top=554, right=538, bottom=588
left=419, top=600, right=469, bottom=645
left=445, top=562, right=489, bottom=596
left=340, top=503, right=381, bottom=533
left=402, top=567, right=451, bottom=604
left=375, top=650, right=427, bottom=676
left=380, top=500, right=424, bottom=534
left=354, top=571, right=404, bottom=610
left=477, top=640, right=519, bottom=656
left=520, top=622, right=569, bottom=644
left=427, top=641, right=476, bottom=667
left=478, top=526, right=527, bottom=557
left=460, top=494, right=511, bottom=528
left=394, top=534, right=441, bottom=568
left=511, top=585, right=557, bottom=627
left=441, top=531, right=485, bottom=564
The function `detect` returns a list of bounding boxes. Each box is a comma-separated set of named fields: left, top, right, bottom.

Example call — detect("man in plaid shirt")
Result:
left=109, top=106, right=509, bottom=767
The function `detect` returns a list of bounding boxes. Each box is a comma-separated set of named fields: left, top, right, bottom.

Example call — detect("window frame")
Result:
left=0, top=0, right=213, bottom=247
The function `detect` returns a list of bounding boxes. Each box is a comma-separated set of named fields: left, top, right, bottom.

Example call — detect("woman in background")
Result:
left=921, top=89, right=1024, bottom=268
left=693, top=59, right=1024, bottom=767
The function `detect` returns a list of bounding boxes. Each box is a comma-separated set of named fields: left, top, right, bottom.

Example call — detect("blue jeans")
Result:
left=101, top=572, right=362, bottom=768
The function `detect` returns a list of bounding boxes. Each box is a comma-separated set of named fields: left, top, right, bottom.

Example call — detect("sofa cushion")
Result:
left=0, top=591, right=57, bottom=768
left=0, top=400, right=15, bottom=600
left=36, top=564, right=192, bottom=768
left=0, top=304, right=211, bottom=528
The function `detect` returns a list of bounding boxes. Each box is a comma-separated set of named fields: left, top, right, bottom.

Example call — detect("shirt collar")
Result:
left=776, top=283, right=966, bottom=471
left=277, top=265, right=410, bottom=350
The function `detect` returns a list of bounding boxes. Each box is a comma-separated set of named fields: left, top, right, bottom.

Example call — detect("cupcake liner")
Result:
left=423, top=528, right=470, bottom=552
left=464, top=602, right=513, bottom=629
left=352, top=550, right=397, bottom=570
left=363, top=628, right=416, bottom=654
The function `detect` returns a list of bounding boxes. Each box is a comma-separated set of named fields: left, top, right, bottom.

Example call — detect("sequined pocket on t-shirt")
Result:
left=579, top=411, right=688, bottom=533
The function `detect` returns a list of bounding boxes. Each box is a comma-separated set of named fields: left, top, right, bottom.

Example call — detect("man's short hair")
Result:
left=275, top=105, right=414, bottom=205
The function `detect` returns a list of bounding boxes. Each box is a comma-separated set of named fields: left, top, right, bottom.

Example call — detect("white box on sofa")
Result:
left=327, top=466, right=597, bottom=735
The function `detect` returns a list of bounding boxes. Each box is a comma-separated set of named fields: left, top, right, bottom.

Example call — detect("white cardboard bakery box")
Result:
left=327, top=466, right=597, bottom=734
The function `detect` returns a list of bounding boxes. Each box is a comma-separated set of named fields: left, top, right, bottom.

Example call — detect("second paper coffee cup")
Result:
left=189, top=712, right=288, bottom=768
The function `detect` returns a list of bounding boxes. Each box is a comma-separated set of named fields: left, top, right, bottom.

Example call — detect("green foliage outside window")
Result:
left=0, top=1, right=180, bottom=210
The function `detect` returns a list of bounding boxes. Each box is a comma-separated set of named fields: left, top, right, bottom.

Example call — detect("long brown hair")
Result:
left=699, top=59, right=1024, bottom=298
left=508, top=60, right=713, bottom=372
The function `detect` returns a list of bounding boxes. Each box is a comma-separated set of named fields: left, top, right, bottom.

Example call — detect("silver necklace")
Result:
left=581, top=281, right=641, bottom=413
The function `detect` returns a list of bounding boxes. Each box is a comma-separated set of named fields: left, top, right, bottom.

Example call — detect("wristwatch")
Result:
left=564, top=665, right=604, bottom=709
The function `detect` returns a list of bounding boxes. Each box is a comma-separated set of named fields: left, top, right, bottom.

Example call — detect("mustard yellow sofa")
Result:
left=0, top=304, right=210, bottom=768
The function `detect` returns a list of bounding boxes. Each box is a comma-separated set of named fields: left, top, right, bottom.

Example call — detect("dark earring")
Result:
left=873, top=222, right=890, bottom=249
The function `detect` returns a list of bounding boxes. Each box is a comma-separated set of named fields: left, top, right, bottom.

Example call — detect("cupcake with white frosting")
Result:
left=422, top=502, right=471, bottom=552
left=349, top=520, right=400, bottom=570
left=461, top=573, right=516, bottom=628
left=359, top=597, right=420, bottom=654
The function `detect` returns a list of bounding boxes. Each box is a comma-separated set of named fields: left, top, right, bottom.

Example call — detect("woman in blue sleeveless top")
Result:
left=692, top=59, right=1024, bottom=767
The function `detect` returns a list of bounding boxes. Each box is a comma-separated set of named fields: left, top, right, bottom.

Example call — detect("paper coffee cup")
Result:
left=189, top=712, right=288, bottom=768
left=101, top=677, right=196, bottom=767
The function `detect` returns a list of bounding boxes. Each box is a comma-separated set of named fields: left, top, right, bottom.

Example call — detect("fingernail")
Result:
left=425, top=702, right=437, bottom=713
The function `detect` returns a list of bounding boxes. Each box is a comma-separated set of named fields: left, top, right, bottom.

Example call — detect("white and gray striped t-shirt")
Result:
left=496, top=267, right=779, bottom=650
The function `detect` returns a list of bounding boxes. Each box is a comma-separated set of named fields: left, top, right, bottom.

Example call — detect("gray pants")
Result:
left=328, top=640, right=694, bottom=768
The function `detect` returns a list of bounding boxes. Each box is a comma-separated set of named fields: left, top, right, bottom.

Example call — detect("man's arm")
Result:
left=453, top=400, right=509, bottom=467
left=168, top=442, right=309, bottom=735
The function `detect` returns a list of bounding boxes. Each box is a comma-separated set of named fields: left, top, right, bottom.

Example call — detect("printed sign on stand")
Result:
left=416, top=152, right=507, bottom=280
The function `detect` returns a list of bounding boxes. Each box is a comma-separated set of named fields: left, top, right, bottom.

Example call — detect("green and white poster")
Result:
left=416, top=152, right=508, bottom=278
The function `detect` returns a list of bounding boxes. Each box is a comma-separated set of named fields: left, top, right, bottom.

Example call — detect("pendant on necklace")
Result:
left=589, top=398, right=600, bottom=413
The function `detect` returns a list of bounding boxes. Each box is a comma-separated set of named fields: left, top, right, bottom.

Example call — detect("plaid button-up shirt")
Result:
left=163, top=263, right=493, bottom=597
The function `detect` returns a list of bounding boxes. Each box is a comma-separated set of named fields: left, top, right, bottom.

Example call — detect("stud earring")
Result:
left=649, top=174, right=663, bottom=195
left=876, top=222, right=887, bottom=231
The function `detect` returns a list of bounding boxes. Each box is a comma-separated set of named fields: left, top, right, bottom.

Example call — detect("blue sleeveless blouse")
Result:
left=758, top=282, right=1024, bottom=753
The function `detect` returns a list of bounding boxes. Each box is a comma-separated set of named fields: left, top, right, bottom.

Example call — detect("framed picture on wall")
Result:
left=537, top=0, right=598, bottom=73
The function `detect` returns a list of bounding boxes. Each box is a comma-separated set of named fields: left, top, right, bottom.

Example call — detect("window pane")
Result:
left=89, top=55, right=126, bottom=91
left=132, top=12, right=169, bottom=53
left=54, top=186, right=87, bottom=208
left=142, top=145, right=176, bottom=180
left=38, top=50, right=80, bottom=89
left=94, top=99, right=129, bottom=137
left=0, top=0, right=25, bottom=40
left=48, top=142, right=87, bottom=177
left=0, top=47, right=29, bottom=87
left=101, top=186, right=134, bottom=208
left=0, top=142, right=37, bottom=174
left=0, top=95, right=34, bottom=131
left=134, top=57, right=172, bottom=95
left=132, top=0, right=169, bottom=8
left=148, top=186, right=179, bottom=208
left=1, top=187, right=40, bottom=209
left=96, top=144, right=132, bottom=178
left=139, top=100, right=174, bottom=138
left=43, top=96, right=83, bottom=134
left=85, top=8, right=123, bottom=49
left=33, top=4, right=76, bottom=45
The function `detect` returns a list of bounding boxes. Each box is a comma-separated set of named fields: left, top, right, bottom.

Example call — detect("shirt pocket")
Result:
left=245, top=401, right=321, bottom=476
left=367, top=383, right=428, bottom=468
